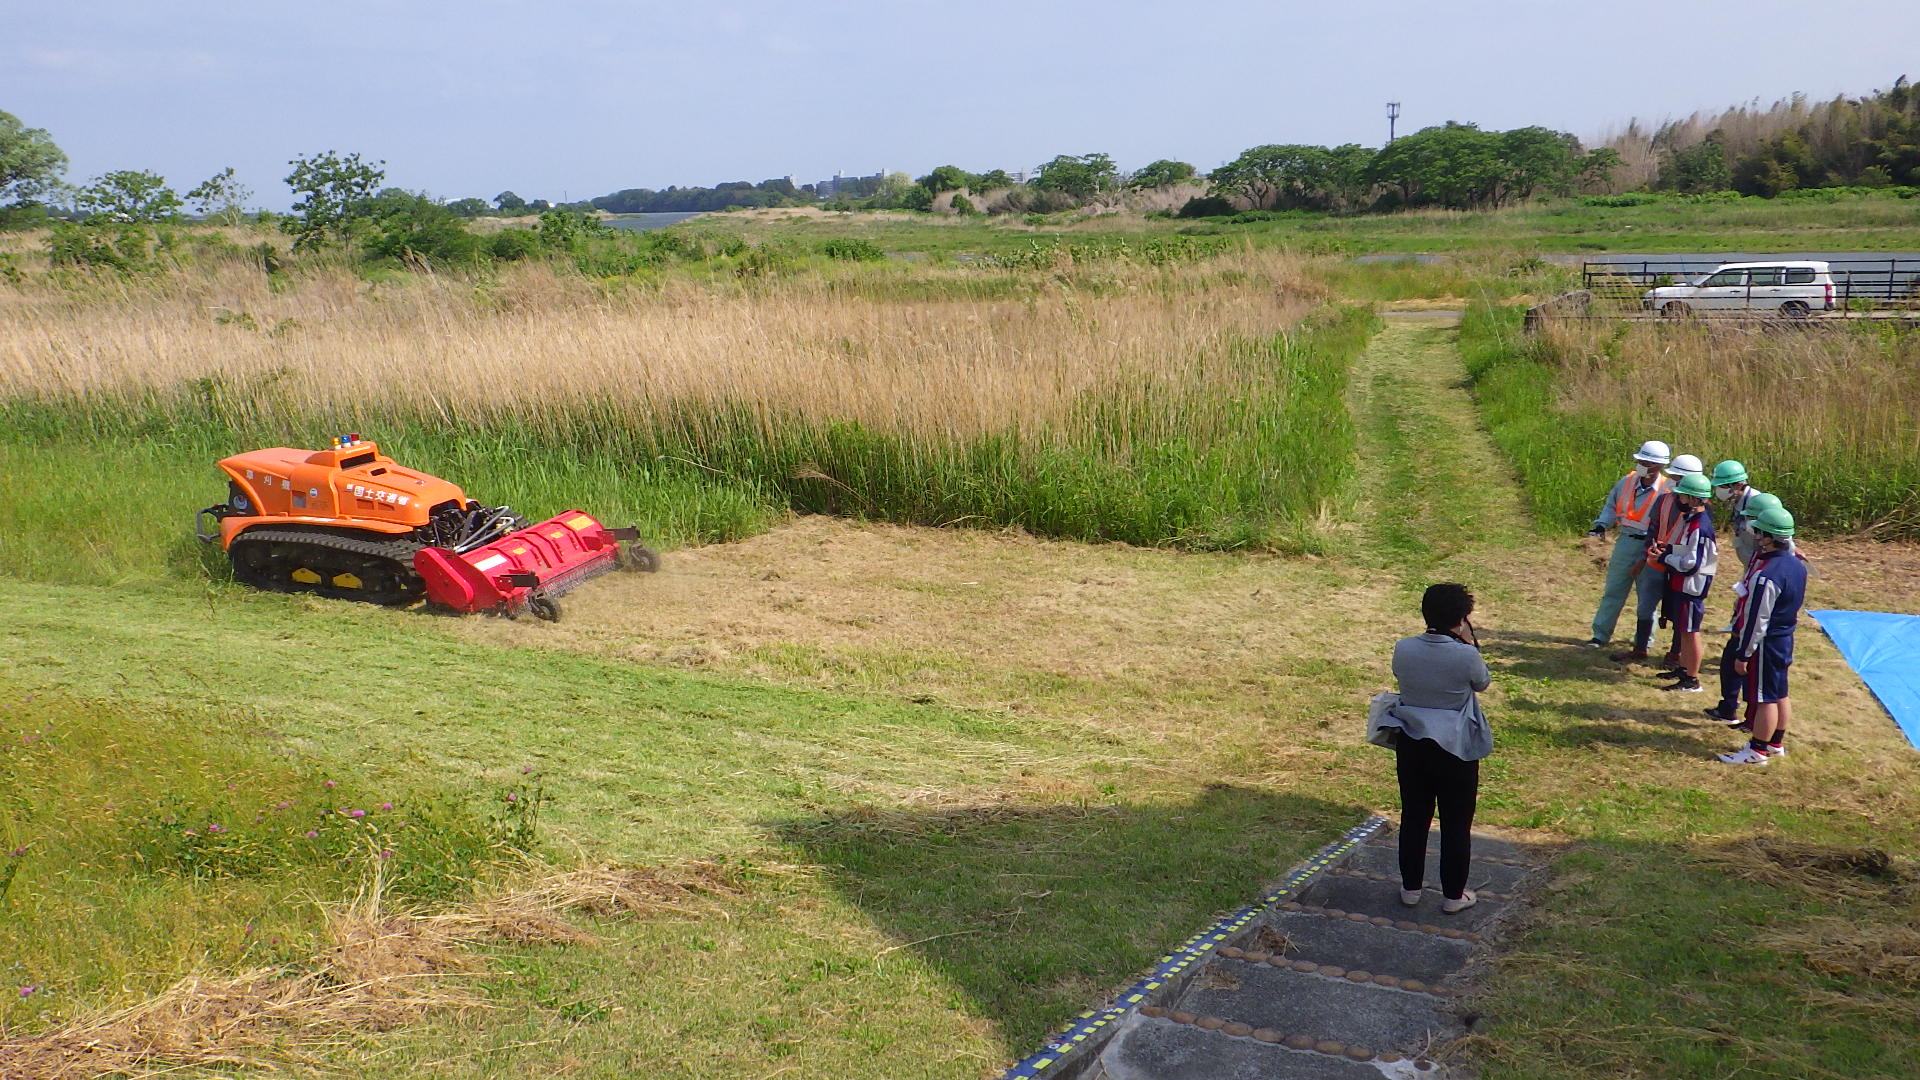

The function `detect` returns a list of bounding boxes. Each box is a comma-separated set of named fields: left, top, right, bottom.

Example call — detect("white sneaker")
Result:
left=1767, top=743, right=1787, bottom=757
left=1441, top=890, right=1477, bottom=914
left=1581, top=639, right=1604, bottom=649
left=1400, top=888, right=1423, bottom=907
left=1717, top=747, right=1770, bottom=765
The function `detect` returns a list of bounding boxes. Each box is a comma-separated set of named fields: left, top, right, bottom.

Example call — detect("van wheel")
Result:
left=1661, top=301, right=1691, bottom=318
left=1780, top=301, right=1810, bottom=319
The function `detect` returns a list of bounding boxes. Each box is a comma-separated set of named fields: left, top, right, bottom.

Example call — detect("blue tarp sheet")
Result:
left=1811, top=610, right=1920, bottom=751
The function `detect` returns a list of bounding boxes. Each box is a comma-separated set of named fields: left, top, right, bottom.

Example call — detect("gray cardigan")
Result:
left=1385, top=633, right=1493, bottom=761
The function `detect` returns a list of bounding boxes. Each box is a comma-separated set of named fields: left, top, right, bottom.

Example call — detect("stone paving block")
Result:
left=1257, top=910, right=1476, bottom=982
left=1343, top=844, right=1536, bottom=894
left=1367, top=831, right=1537, bottom=863
left=1176, top=959, right=1465, bottom=1054
left=1298, top=874, right=1505, bottom=933
left=1100, top=1013, right=1410, bottom=1080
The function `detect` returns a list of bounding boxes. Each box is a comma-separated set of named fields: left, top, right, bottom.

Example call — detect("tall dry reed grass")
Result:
left=1, top=247, right=1361, bottom=567
left=0, top=252, right=1317, bottom=443
left=1465, top=303, right=1920, bottom=535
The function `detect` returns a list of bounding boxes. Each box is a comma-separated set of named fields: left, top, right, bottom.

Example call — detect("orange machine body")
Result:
left=213, top=441, right=467, bottom=549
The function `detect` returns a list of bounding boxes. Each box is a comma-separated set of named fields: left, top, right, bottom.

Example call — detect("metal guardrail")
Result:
left=1524, top=287, right=1920, bottom=332
left=1581, top=258, right=1920, bottom=307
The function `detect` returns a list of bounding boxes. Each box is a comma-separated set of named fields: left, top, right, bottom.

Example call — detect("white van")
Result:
left=1643, top=261, right=1836, bottom=318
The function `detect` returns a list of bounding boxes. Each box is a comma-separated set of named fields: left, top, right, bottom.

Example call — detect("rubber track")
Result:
left=231, top=528, right=426, bottom=605
left=230, top=528, right=421, bottom=563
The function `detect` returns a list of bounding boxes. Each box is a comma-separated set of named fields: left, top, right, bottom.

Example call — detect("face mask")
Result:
left=1637, top=463, right=1659, bottom=477
left=1715, top=486, right=1735, bottom=500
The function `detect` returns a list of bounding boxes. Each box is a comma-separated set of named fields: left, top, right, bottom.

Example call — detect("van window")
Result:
left=1702, top=270, right=1746, bottom=287
left=1784, top=268, right=1816, bottom=284
left=1748, top=268, right=1784, bottom=286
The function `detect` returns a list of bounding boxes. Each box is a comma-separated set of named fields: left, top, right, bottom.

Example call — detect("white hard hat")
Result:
left=1633, top=440, right=1671, bottom=465
left=1665, top=453, right=1704, bottom=477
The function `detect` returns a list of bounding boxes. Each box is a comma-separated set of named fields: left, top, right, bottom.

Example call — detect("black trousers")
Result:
left=1396, top=737, right=1479, bottom=899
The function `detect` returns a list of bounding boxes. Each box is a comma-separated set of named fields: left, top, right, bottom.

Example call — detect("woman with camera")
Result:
left=1381, top=583, right=1492, bottom=914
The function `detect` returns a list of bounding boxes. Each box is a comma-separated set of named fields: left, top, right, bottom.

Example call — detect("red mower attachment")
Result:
left=413, top=511, right=659, bottom=621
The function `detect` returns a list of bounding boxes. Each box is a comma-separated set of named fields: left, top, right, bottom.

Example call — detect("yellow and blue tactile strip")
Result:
left=996, top=814, right=1389, bottom=1079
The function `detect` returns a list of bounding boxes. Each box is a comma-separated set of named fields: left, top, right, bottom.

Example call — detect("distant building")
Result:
left=814, top=170, right=887, bottom=197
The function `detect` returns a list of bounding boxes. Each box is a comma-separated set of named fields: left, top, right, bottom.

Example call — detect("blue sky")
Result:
left=6, top=1, right=1917, bottom=208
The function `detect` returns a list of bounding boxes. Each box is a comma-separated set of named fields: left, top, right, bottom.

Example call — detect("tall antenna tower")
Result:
left=1386, top=102, right=1401, bottom=144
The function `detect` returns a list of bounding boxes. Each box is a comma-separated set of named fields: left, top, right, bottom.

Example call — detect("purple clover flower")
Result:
left=304, top=830, right=319, bottom=839
left=348, top=809, right=366, bottom=819
left=19, top=985, right=37, bottom=999
left=379, top=802, right=393, bottom=811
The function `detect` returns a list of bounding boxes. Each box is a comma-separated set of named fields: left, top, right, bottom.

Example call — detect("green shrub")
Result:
left=487, top=228, right=544, bottom=261
left=363, top=194, right=485, bottom=264
left=1178, top=195, right=1237, bottom=218
left=45, top=222, right=162, bottom=271
left=1579, top=193, right=1660, bottom=208
left=820, top=238, right=885, bottom=262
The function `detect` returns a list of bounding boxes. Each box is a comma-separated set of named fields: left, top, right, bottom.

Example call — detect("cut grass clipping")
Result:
left=0, top=862, right=748, bottom=1080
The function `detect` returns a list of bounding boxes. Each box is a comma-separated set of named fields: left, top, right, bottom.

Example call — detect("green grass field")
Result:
left=4, top=203, right=1919, bottom=1078
left=692, top=189, right=1920, bottom=256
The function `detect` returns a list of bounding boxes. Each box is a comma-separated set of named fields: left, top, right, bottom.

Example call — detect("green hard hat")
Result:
left=1740, top=492, right=1783, bottom=519
left=1674, top=472, right=1713, bottom=498
left=1711, top=460, right=1748, bottom=486
left=1751, top=506, right=1796, bottom=538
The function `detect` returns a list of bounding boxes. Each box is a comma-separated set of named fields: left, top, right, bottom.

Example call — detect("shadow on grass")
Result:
left=768, top=783, right=1360, bottom=1052
left=1487, top=627, right=1681, bottom=684
left=1502, top=698, right=1730, bottom=755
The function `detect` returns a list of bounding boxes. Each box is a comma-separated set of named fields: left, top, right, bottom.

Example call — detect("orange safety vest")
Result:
left=1644, top=490, right=1694, bottom=567
left=1612, top=472, right=1668, bottom=534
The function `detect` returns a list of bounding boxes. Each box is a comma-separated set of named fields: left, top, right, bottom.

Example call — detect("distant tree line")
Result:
left=3, top=74, right=1915, bottom=245
left=1602, top=76, right=1920, bottom=194
left=1194, top=124, right=1621, bottom=214
left=591, top=178, right=800, bottom=214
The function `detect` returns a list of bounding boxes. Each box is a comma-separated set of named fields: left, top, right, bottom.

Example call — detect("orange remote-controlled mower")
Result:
left=196, top=435, right=657, bottom=620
